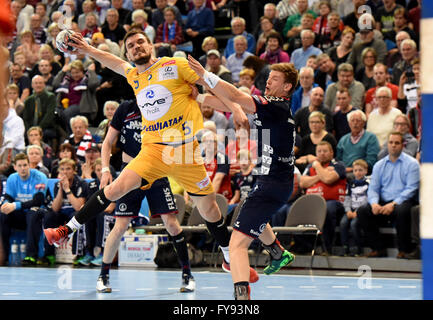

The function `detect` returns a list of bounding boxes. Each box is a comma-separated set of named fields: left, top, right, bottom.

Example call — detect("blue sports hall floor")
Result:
left=0, top=266, right=422, bottom=300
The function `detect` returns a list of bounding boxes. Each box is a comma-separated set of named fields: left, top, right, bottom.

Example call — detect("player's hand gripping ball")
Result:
left=56, top=30, right=78, bottom=53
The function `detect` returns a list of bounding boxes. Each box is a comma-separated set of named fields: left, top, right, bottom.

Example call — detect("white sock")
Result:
left=220, top=246, right=230, bottom=263
left=67, top=217, right=82, bottom=233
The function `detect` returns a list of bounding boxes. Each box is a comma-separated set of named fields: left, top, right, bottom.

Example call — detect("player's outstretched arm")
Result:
left=188, top=55, right=256, bottom=114
left=68, top=32, right=131, bottom=76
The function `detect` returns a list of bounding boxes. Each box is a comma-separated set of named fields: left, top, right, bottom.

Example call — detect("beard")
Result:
left=132, top=52, right=151, bottom=65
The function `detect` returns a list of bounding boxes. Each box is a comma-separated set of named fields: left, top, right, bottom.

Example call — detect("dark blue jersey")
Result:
left=251, top=95, right=296, bottom=182
left=110, top=100, right=142, bottom=158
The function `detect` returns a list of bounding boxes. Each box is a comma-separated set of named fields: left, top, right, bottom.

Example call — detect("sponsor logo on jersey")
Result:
left=159, top=65, right=178, bottom=81
left=196, top=176, right=211, bottom=190
left=141, top=115, right=183, bottom=132
left=137, top=84, right=173, bottom=121
left=119, top=203, right=127, bottom=211
left=126, top=120, right=142, bottom=130
left=161, top=60, right=176, bottom=67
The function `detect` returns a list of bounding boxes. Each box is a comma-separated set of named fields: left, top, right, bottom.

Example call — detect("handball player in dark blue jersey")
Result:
left=95, top=100, right=195, bottom=293
left=188, top=55, right=298, bottom=300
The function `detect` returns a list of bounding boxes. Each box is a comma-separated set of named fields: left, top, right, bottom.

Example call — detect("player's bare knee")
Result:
left=161, top=214, right=181, bottom=236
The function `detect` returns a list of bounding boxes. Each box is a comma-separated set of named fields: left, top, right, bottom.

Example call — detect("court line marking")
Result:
left=398, top=285, right=417, bottom=288
left=69, top=290, right=87, bottom=293
left=202, top=287, right=218, bottom=289
left=2, top=293, right=20, bottom=295
left=332, top=286, right=350, bottom=288
left=266, top=286, right=284, bottom=289
left=36, top=291, right=54, bottom=294
left=299, top=286, right=317, bottom=289
left=136, top=288, right=153, bottom=291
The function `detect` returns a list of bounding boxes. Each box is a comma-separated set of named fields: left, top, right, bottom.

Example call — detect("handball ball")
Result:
left=56, top=30, right=77, bottom=53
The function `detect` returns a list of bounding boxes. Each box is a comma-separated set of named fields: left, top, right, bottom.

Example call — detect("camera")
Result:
left=405, top=66, right=414, bottom=79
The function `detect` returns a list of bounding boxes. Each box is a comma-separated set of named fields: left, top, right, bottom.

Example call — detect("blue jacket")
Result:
left=185, top=6, right=214, bottom=36
left=291, top=83, right=319, bottom=116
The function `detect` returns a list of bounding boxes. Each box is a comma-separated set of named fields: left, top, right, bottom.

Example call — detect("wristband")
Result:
left=65, top=190, right=72, bottom=195
left=101, top=167, right=110, bottom=174
left=203, top=71, right=220, bottom=89
left=196, top=94, right=206, bottom=104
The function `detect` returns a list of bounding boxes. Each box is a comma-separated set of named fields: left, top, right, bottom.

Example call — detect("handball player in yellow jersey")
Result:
left=44, top=30, right=258, bottom=283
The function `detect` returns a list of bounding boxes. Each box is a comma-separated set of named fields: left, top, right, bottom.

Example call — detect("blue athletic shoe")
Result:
left=90, top=254, right=103, bottom=266
left=77, top=254, right=93, bottom=266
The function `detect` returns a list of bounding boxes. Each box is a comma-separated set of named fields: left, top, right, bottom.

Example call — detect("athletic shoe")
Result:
left=222, top=258, right=259, bottom=283
left=21, top=256, right=37, bottom=266
left=90, top=254, right=103, bottom=266
left=37, top=255, right=56, bottom=266
left=234, top=284, right=250, bottom=300
left=44, top=225, right=70, bottom=247
left=180, top=274, right=196, bottom=293
left=96, top=275, right=112, bottom=293
left=264, top=250, right=295, bottom=275
left=77, top=254, right=93, bottom=266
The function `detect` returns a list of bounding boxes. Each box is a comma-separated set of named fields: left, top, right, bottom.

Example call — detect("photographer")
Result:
left=397, top=58, right=420, bottom=114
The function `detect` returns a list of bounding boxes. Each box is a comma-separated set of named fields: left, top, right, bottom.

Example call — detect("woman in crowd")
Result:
left=355, top=47, right=377, bottom=91
left=327, top=26, right=355, bottom=67
left=259, top=31, right=290, bottom=65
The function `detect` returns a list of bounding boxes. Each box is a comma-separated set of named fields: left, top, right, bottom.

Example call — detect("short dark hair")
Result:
left=266, top=30, right=283, bottom=47
left=13, top=153, right=29, bottom=164
left=123, top=29, right=151, bottom=47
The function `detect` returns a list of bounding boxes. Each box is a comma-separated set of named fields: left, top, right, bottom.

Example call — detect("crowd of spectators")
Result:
left=0, top=0, right=422, bottom=267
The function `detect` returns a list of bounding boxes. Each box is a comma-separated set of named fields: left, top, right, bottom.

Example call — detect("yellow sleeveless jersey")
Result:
left=124, top=56, right=203, bottom=144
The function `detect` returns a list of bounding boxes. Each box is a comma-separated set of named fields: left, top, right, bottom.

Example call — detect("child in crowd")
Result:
left=340, top=159, right=369, bottom=256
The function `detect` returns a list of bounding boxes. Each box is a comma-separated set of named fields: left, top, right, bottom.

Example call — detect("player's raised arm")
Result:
left=68, top=32, right=131, bottom=76
left=188, top=55, right=256, bottom=114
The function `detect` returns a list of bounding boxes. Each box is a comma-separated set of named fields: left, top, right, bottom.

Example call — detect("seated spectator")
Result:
left=111, top=0, right=131, bottom=26
left=35, top=2, right=50, bottom=28
left=312, top=1, right=332, bottom=37
left=347, top=17, right=387, bottom=74
left=198, top=36, right=219, bottom=67
left=22, top=75, right=56, bottom=141
left=13, top=51, right=31, bottom=78
left=46, top=23, right=64, bottom=66
left=385, top=30, right=410, bottom=70
left=16, top=30, right=40, bottom=69
left=259, top=31, right=290, bottom=65
left=131, top=9, right=155, bottom=43
left=226, top=126, right=257, bottom=175
left=50, top=143, right=82, bottom=178
left=202, top=131, right=232, bottom=201
left=34, top=59, right=55, bottom=92
left=26, top=126, right=53, bottom=170
left=205, top=49, right=233, bottom=84
left=238, top=68, right=261, bottom=95
left=283, top=0, right=317, bottom=39
left=63, top=115, right=94, bottom=163
left=378, top=114, right=418, bottom=159
left=324, top=63, right=365, bottom=112
left=336, top=110, right=380, bottom=174
left=374, top=0, right=404, bottom=35
left=354, top=47, right=377, bottom=91
left=224, top=16, right=256, bottom=59
left=295, top=111, right=337, bottom=173
left=299, top=141, right=347, bottom=253
left=332, top=87, right=358, bottom=141
left=407, top=88, right=421, bottom=142
left=294, top=86, right=333, bottom=138
left=397, top=57, right=420, bottom=114
left=357, top=132, right=420, bottom=258
left=200, top=102, right=228, bottom=131
left=81, top=12, right=100, bottom=39
left=367, top=86, right=402, bottom=146
left=314, top=53, right=338, bottom=91
left=316, top=11, right=344, bottom=52
left=101, top=8, right=127, bottom=46
left=0, top=153, right=48, bottom=265
left=80, top=143, right=108, bottom=179
left=151, top=0, right=184, bottom=31
left=255, top=17, right=276, bottom=57
left=6, top=83, right=24, bottom=116
left=291, top=66, right=318, bottom=115
left=226, top=35, right=253, bottom=85
left=327, top=26, right=355, bottom=67
left=340, top=159, right=369, bottom=256
left=154, top=7, right=185, bottom=57
left=383, top=7, right=418, bottom=48
left=26, top=144, right=50, bottom=177
left=94, top=101, right=120, bottom=146
left=391, top=38, right=418, bottom=85
left=285, top=12, right=316, bottom=56
left=9, top=63, right=31, bottom=102
left=291, top=29, right=323, bottom=70
left=78, top=0, right=99, bottom=31
left=30, top=45, right=62, bottom=79
left=29, top=13, right=47, bottom=45
left=365, top=63, right=399, bottom=117
left=53, top=60, right=99, bottom=132
left=276, top=0, right=298, bottom=24
left=43, top=158, right=89, bottom=265
left=184, top=0, right=215, bottom=58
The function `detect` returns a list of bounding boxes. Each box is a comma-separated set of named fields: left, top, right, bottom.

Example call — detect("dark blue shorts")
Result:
left=233, top=179, right=293, bottom=239
left=115, top=177, right=178, bottom=218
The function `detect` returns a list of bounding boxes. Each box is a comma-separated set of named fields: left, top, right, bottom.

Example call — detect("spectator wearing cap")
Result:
left=259, top=31, right=290, bottom=65
left=347, top=15, right=387, bottom=74
left=205, top=49, right=233, bottom=83
left=81, top=143, right=101, bottom=179
left=63, top=116, right=94, bottom=163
